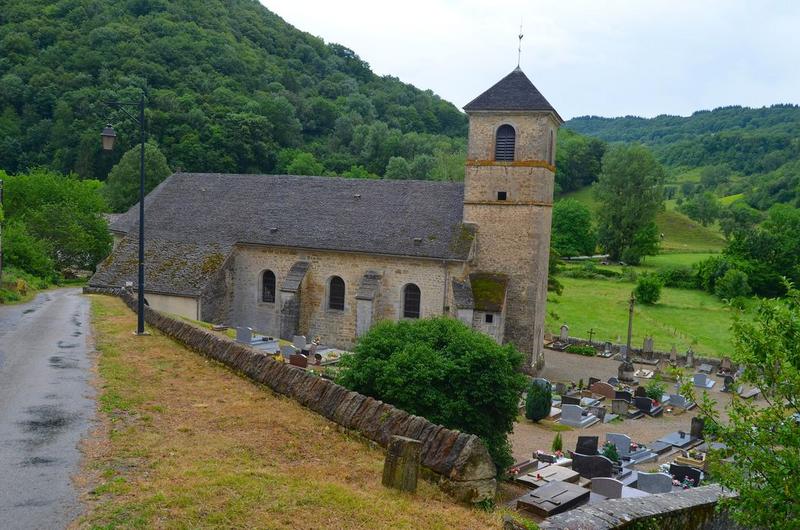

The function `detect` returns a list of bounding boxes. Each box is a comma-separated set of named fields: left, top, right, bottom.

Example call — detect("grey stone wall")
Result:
left=84, top=287, right=497, bottom=503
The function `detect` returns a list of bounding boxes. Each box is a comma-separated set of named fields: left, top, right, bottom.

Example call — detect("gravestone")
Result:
left=587, top=406, right=606, bottom=423
left=560, top=404, right=599, bottom=428
left=576, top=436, right=599, bottom=455
left=669, top=463, right=702, bottom=487
left=670, top=345, right=678, bottom=364
left=718, top=357, right=733, bottom=375
left=292, top=334, right=307, bottom=350
left=619, top=344, right=628, bottom=358
left=554, top=382, right=568, bottom=396
left=691, top=417, right=705, bottom=440
left=537, top=452, right=558, bottom=464
left=591, top=477, right=623, bottom=499
left=618, top=358, right=635, bottom=382
left=571, top=453, right=613, bottom=479
left=280, top=344, right=297, bottom=357
left=692, top=373, right=715, bottom=389
left=637, top=472, right=673, bottom=494
left=588, top=377, right=601, bottom=387
left=685, top=348, right=695, bottom=368
left=611, top=399, right=629, bottom=416
left=235, top=326, right=253, bottom=344
left=289, top=352, right=308, bottom=368
left=698, top=363, right=713, bottom=374
left=602, top=341, right=613, bottom=357
left=590, top=382, right=616, bottom=400
left=669, top=393, right=695, bottom=410
left=382, top=435, right=421, bottom=493
left=634, top=396, right=663, bottom=416
left=607, top=433, right=657, bottom=464
left=615, top=390, right=633, bottom=403
left=560, top=324, right=570, bottom=342
left=516, top=481, right=590, bottom=517
left=607, top=377, right=620, bottom=386
left=643, top=337, right=654, bottom=358
left=634, top=386, right=648, bottom=398
left=722, top=375, right=735, bottom=392
left=561, top=395, right=581, bottom=406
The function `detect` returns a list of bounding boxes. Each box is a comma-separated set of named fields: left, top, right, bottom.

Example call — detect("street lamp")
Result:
left=101, top=92, right=147, bottom=335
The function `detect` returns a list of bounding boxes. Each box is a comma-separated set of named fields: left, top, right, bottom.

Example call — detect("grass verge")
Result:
left=546, top=277, right=751, bottom=357
left=80, top=295, right=500, bottom=529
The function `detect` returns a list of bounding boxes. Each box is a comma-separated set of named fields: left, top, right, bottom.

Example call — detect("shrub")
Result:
left=657, top=265, right=696, bottom=289
left=635, top=273, right=663, bottom=304
left=525, top=378, right=552, bottom=423
left=565, top=344, right=595, bottom=356
left=337, top=317, right=527, bottom=472
left=3, top=220, right=56, bottom=280
left=645, top=379, right=666, bottom=402
left=551, top=432, right=563, bottom=453
left=601, top=441, right=620, bottom=463
left=715, top=269, right=751, bottom=300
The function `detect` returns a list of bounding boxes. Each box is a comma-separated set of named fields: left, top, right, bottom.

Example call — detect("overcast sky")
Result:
left=262, top=0, right=800, bottom=120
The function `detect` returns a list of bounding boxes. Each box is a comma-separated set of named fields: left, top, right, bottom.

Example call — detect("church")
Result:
left=90, top=67, right=562, bottom=370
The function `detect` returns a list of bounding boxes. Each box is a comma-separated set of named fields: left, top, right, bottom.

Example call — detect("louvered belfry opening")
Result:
left=494, top=124, right=516, bottom=161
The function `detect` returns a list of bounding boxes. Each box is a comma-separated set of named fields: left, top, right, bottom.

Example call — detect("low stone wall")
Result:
left=552, top=335, right=723, bottom=370
left=503, top=485, right=740, bottom=530
left=84, top=287, right=496, bottom=502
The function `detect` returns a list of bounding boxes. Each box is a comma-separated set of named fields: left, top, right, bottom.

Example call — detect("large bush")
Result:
left=552, top=199, right=596, bottom=257
left=337, top=317, right=527, bottom=472
left=635, top=273, right=663, bottom=304
left=525, top=378, right=552, bottom=422
left=715, top=269, right=751, bottom=300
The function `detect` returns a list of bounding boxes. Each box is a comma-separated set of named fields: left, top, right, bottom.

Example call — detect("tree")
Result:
left=719, top=201, right=762, bottom=239
left=555, top=129, right=606, bottom=193
left=285, top=151, right=324, bottom=176
left=595, top=144, right=666, bottom=264
left=3, top=168, right=111, bottom=273
left=714, top=269, right=750, bottom=300
left=552, top=199, right=596, bottom=257
left=525, top=379, right=552, bottom=422
left=678, top=191, right=721, bottom=226
left=685, top=284, right=800, bottom=529
left=383, top=156, right=410, bottom=180
left=635, top=273, right=663, bottom=304
left=104, top=143, right=172, bottom=212
left=337, top=317, right=527, bottom=472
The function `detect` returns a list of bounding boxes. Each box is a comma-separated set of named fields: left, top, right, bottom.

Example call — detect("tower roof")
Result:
left=463, top=67, right=562, bottom=121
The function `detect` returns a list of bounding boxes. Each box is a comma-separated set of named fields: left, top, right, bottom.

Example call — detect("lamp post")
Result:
left=101, top=92, right=147, bottom=335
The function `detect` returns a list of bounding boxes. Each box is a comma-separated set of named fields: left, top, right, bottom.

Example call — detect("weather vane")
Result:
left=517, top=20, right=524, bottom=67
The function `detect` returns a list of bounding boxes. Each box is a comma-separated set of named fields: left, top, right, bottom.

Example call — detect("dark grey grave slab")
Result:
left=615, top=390, right=633, bottom=402
left=669, top=463, right=702, bottom=487
left=658, top=431, right=696, bottom=449
left=648, top=441, right=674, bottom=455
left=637, top=471, right=673, bottom=494
left=516, top=480, right=590, bottom=517
left=561, top=394, right=581, bottom=406
left=633, top=396, right=663, bottom=417
left=571, top=452, right=613, bottom=479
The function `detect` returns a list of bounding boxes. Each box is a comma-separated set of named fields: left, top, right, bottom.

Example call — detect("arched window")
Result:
left=403, top=284, right=421, bottom=319
left=261, top=270, right=276, bottom=303
left=547, top=129, right=555, bottom=164
left=494, top=124, right=516, bottom=161
left=328, top=276, right=345, bottom=310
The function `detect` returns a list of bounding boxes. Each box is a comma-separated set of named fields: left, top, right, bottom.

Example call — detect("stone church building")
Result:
left=90, top=67, right=562, bottom=370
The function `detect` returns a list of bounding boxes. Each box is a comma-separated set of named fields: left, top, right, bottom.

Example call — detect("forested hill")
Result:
left=566, top=105, right=800, bottom=209
left=0, top=0, right=467, bottom=181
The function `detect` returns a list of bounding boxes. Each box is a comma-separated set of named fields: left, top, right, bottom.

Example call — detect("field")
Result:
left=545, top=277, right=748, bottom=358
left=81, top=295, right=501, bottom=529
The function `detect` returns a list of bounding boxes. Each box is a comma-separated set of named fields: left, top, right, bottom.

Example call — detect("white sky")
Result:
left=261, top=0, right=800, bottom=120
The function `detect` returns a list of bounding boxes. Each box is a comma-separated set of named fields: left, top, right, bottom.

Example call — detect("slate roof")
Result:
left=463, top=67, right=562, bottom=122
left=91, top=173, right=475, bottom=296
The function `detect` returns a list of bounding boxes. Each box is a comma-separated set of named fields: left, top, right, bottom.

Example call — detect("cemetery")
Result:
left=505, top=330, right=749, bottom=526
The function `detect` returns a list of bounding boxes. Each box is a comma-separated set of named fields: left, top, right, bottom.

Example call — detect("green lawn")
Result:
left=638, top=252, right=716, bottom=269
left=546, top=277, right=749, bottom=358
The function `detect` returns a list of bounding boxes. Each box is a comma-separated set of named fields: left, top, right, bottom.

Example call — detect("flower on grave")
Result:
left=673, top=479, right=681, bottom=486
left=536, top=473, right=542, bottom=480
left=555, top=450, right=563, bottom=458
left=653, top=400, right=660, bottom=407
left=630, top=442, right=638, bottom=450
left=509, top=466, right=520, bottom=475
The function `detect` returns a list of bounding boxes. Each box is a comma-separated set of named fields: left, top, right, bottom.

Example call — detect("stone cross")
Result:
left=382, top=435, right=421, bottom=493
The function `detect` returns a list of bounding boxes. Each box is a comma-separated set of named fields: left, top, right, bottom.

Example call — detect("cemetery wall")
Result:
left=503, top=485, right=741, bottom=530
left=84, top=287, right=497, bottom=503
left=230, top=244, right=469, bottom=349
left=554, top=334, right=724, bottom=370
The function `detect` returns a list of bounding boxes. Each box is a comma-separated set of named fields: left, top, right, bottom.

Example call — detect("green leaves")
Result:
left=337, top=318, right=526, bottom=472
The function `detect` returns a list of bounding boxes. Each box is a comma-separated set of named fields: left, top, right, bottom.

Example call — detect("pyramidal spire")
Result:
left=463, top=68, right=562, bottom=122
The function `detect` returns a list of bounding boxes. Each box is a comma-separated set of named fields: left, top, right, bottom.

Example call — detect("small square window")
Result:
left=497, top=191, right=507, bottom=201
left=485, top=313, right=494, bottom=323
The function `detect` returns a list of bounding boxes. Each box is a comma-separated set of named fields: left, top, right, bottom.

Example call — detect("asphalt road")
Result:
left=0, top=288, right=95, bottom=529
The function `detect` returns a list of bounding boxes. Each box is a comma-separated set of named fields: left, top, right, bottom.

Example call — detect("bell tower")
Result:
left=462, top=67, right=562, bottom=371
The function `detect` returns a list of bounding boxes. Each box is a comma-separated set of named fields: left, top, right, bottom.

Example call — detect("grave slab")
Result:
left=515, top=480, right=590, bottom=517
left=658, top=431, right=697, bottom=449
